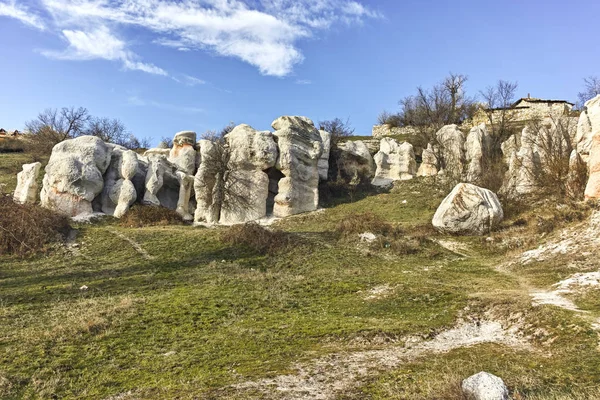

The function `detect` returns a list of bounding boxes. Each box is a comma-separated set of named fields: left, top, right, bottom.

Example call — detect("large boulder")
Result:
left=461, top=372, right=509, bottom=400
left=13, top=162, right=42, bottom=204
left=168, top=130, right=197, bottom=175
left=432, top=183, right=503, bottom=235
left=272, top=116, right=323, bottom=217
left=465, top=123, right=488, bottom=183
left=337, top=140, right=375, bottom=183
left=318, top=130, right=331, bottom=181
left=219, top=124, right=278, bottom=224
left=436, top=124, right=466, bottom=179
left=372, top=138, right=416, bottom=187
left=417, top=143, right=438, bottom=177
left=40, top=136, right=112, bottom=217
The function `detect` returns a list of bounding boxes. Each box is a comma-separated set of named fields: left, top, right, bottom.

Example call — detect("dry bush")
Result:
left=119, top=205, right=184, bottom=228
left=220, top=222, right=293, bottom=256
left=336, top=212, right=400, bottom=237
left=0, top=194, right=70, bottom=257
left=0, top=138, right=25, bottom=153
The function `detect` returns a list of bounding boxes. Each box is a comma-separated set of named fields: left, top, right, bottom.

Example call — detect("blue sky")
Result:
left=0, top=0, right=598, bottom=144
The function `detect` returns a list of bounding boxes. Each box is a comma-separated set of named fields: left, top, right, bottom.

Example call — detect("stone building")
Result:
left=472, top=96, right=574, bottom=126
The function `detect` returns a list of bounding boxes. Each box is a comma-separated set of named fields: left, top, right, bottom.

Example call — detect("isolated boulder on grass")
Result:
left=461, top=371, right=509, bottom=400
left=13, top=162, right=42, bottom=204
left=432, top=183, right=503, bottom=235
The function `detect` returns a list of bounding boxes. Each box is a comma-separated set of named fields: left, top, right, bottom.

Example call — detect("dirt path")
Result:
left=108, top=229, right=155, bottom=260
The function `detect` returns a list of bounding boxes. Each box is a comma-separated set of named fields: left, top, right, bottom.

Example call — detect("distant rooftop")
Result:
left=512, top=97, right=575, bottom=107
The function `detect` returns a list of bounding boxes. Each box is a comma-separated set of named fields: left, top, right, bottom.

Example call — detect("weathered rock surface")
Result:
left=461, top=371, right=509, bottom=400
left=40, top=136, right=112, bottom=217
left=194, top=140, right=220, bottom=223
left=465, top=123, right=488, bottom=183
left=101, top=148, right=139, bottom=218
left=219, top=124, right=278, bottom=224
left=577, top=95, right=600, bottom=162
left=583, top=96, right=600, bottom=199
left=417, top=143, right=438, bottom=177
left=436, top=124, right=465, bottom=178
left=168, top=131, right=197, bottom=175
left=13, top=162, right=42, bottom=204
left=432, top=183, right=503, bottom=235
left=372, top=138, right=416, bottom=187
left=566, top=150, right=587, bottom=200
left=500, top=127, right=538, bottom=196
left=318, top=130, right=331, bottom=181
left=272, top=116, right=323, bottom=217
left=337, top=141, right=375, bottom=183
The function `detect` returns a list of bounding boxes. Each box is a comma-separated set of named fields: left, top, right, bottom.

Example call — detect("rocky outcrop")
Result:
left=465, top=123, right=488, bottom=183
left=432, top=183, right=503, bottom=235
left=576, top=95, right=600, bottom=162
left=461, top=372, right=509, bottom=400
left=318, top=130, right=331, bottom=181
left=13, top=162, right=42, bottom=204
left=194, top=140, right=220, bottom=224
left=40, top=136, right=112, bottom=217
left=168, top=131, right=197, bottom=175
left=436, top=125, right=465, bottom=179
left=566, top=150, right=587, bottom=200
left=500, top=126, right=538, bottom=196
left=583, top=96, right=600, bottom=199
left=272, top=116, right=323, bottom=217
left=417, top=143, right=438, bottom=177
left=372, top=138, right=416, bottom=187
left=337, top=141, right=375, bottom=184
left=219, top=124, right=278, bottom=224
left=101, top=147, right=139, bottom=218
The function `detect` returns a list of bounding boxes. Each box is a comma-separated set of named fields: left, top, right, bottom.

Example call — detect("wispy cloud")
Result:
left=295, top=79, right=312, bottom=85
left=1, top=0, right=381, bottom=77
left=127, top=95, right=204, bottom=114
left=41, top=26, right=167, bottom=76
left=0, top=0, right=45, bottom=30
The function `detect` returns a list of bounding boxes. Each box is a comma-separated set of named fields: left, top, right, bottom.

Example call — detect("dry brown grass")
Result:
left=220, top=222, right=294, bottom=255
left=336, top=212, right=400, bottom=237
left=119, top=205, right=184, bottom=228
left=0, top=194, right=70, bottom=257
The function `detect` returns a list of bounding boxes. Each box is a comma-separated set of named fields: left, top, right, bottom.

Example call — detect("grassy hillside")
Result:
left=1, top=167, right=600, bottom=398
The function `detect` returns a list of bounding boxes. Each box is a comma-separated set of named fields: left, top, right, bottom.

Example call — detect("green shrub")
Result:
left=0, top=194, right=70, bottom=257
left=119, top=205, right=184, bottom=228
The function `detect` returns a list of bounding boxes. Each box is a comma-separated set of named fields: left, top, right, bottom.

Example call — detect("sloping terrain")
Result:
left=1, top=180, right=600, bottom=399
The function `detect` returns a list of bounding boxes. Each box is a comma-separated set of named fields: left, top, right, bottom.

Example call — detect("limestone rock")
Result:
left=168, top=130, right=197, bottom=175
left=40, top=136, right=112, bottom=217
left=372, top=138, right=416, bottom=187
left=337, top=141, right=375, bottom=184
left=566, top=150, right=587, bottom=200
left=500, top=126, right=538, bottom=196
left=318, top=130, right=331, bottom=181
left=417, top=143, right=438, bottom=177
left=101, top=148, right=139, bottom=218
left=461, top=372, right=509, bottom=400
left=13, top=162, right=42, bottom=204
left=272, top=116, right=323, bottom=217
left=465, top=123, right=488, bottom=183
left=436, top=124, right=466, bottom=179
left=578, top=95, right=600, bottom=160
left=219, top=124, right=278, bottom=224
left=585, top=130, right=600, bottom=200
left=432, top=183, right=503, bottom=235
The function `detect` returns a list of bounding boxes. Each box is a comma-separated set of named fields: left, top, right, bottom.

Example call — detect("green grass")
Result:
left=1, top=178, right=600, bottom=399
left=0, top=151, right=46, bottom=195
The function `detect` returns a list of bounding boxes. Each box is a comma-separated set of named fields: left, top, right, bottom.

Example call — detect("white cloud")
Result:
left=36, top=0, right=380, bottom=77
left=296, top=79, right=312, bottom=85
left=42, top=26, right=168, bottom=76
left=0, top=1, right=45, bottom=30
left=181, top=75, right=207, bottom=87
left=127, top=95, right=205, bottom=114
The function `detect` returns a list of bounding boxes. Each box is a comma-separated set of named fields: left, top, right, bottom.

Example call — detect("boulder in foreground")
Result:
left=462, top=371, right=509, bottom=400
left=432, top=183, right=503, bottom=235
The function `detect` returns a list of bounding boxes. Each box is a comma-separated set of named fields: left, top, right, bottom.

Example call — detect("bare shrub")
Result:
left=0, top=194, right=70, bottom=257
left=577, top=76, right=600, bottom=108
left=318, top=118, right=355, bottom=146
left=336, top=212, right=399, bottom=237
left=220, top=222, right=293, bottom=255
left=0, top=138, right=25, bottom=153
left=377, top=111, right=402, bottom=128
left=119, top=205, right=184, bottom=228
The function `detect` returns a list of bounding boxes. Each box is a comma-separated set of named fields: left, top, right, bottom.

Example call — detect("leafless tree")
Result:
left=376, top=110, right=401, bottom=127
left=318, top=117, right=355, bottom=146
left=480, top=80, right=519, bottom=151
left=159, top=136, right=173, bottom=148
left=577, top=76, right=600, bottom=108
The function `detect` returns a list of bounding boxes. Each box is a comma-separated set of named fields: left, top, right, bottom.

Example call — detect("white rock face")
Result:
left=436, top=124, right=465, bottom=179
left=318, top=130, right=331, bottom=181
left=583, top=96, right=600, bottom=199
left=219, top=124, right=278, bottom=224
left=272, top=116, right=323, bottom=217
left=577, top=95, right=600, bottom=160
left=168, top=131, right=197, bottom=175
left=432, top=183, right=504, bottom=235
left=500, top=126, right=538, bottom=196
left=465, top=123, right=488, bottom=183
left=566, top=150, right=587, bottom=200
left=461, top=372, right=509, bottom=400
left=372, top=138, right=416, bottom=187
left=194, top=140, right=220, bottom=224
left=101, top=148, right=139, bottom=218
left=40, top=136, right=112, bottom=217
left=417, top=143, right=438, bottom=177
left=13, top=162, right=42, bottom=204
left=338, top=140, right=375, bottom=183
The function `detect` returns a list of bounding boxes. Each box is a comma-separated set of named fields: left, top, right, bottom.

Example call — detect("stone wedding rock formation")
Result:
left=40, top=136, right=112, bottom=217
left=582, top=95, right=600, bottom=199
left=337, top=140, right=375, bottom=183
left=372, top=138, right=416, bottom=187
left=272, top=116, right=323, bottom=217
left=417, top=143, right=438, bottom=177
left=464, top=123, right=489, bottom=184
left=13, top=162, right=42, bottom=204
left=432, top=183, right=503, bottom=235
left=101, top=147, right=140, bottom=218
left=318, top=130, right=331, bottom=181
left=436, top=124, right=466, bottom=179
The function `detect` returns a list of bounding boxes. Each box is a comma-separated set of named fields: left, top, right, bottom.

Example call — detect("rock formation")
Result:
left=271, top=116, right=323, bottom=217
left=566, top=150, right=587, bottom=200
left=101, top=147, right=139, bottom=218
left=40, top=136, right=112, bottom=216
left=372, top=138, right=416, bottom=187
left=417, top=143, right=438, bottom=177
left=436, top=124, right=466, bottom=179
left=13, top=162, right=42, bottom=204
left=194, top=139, right=220, bottom=224
left=583, top=96, right=600, bottom=199
left=432, top=183, right=503, bottom=235
left=576, top=95, right=600, bottom=162
left=465, top=123, right=488, bottom=183
left=168, top=131, right=197, bottom=220
left=318, top=130, right=331, bottom=181
left=461, top=371, right=509, bottom=400
left=337, top=140, right=374, bottom=184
